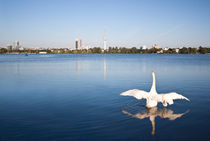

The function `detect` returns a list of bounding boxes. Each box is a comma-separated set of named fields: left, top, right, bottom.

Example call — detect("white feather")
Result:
left=120, top=89, right=148, bottom=99
left=120, top=72, right=190, bottom=107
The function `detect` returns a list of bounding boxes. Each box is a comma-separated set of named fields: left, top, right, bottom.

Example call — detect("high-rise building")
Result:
left=13, top=42, right=16, bottom=49
left=13, top=41, right=21, bottom=50
left=75, top=38, right=82, bottom=50
left=104, top=30, right=107, bottom=50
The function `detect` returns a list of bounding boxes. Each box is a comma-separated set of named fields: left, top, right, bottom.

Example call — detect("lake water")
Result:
left=0, top=54, right=210, bottom=141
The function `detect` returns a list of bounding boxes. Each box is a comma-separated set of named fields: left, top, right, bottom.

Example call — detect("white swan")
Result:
left=120, top=72, right=189, bottom=108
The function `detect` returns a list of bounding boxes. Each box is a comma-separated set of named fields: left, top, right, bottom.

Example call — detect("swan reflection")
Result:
left=122, top=107, right=188, bottom=135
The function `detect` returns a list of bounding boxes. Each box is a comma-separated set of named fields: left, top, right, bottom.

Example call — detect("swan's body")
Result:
left=122, top=107, right=188, bottom=135
left=120, top=72, right=189, bottom=108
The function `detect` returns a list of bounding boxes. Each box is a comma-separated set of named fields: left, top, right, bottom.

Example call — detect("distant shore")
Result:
left=1, top=46, right=210, bottom=54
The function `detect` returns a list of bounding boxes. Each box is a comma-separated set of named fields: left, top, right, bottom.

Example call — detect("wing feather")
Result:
left=120, top=89, right=149, bottom=100
left=160, top=92, right=189, bottom=105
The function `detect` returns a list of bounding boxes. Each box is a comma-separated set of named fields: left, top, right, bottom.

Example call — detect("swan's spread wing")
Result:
left=120, top=89, right=148, bottom=100
left=160, top=92, right=189, bottom=105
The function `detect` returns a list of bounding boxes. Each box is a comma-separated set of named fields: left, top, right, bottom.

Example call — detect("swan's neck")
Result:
left=150, top=72, right=157, bottom=94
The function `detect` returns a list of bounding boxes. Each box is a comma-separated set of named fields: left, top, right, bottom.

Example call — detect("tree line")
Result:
left=1, top=46, right=210, bottom=54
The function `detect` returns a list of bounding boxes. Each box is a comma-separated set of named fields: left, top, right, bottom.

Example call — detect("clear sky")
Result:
left=0, top=0, right=210, bottom=48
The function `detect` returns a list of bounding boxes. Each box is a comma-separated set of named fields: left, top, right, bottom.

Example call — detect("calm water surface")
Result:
left=0, top=54, right=210, bottom=141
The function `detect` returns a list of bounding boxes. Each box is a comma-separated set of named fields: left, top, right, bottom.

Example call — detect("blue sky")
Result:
left=0, top=0, right=210, bottom=48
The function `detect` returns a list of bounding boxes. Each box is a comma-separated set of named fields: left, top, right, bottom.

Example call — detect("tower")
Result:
left=75, top=38, right=82, bottom=50
left=104, top=30, right=107, bottom=50
left=13, top=41, right=21, bottom=50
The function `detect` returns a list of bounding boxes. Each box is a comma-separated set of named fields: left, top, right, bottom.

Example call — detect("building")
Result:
left=153, top=44, right=161, bottom=49
left=75, top=38, right=82, bottom=50
left=19, top=47, right=25, bottom=50
left=39, top=51, right=47, bottom=54
left=141, top=45, right=147, bottom=50
left=175, top=48, right=179, bottom=53
left=164, top=47, right=169, bottom=51
left=68, top=44, right=71, bottom=50
left=104, top=30, right=107, bottom=50
left=13, top=41, right=21, bottom=50
left=83, top=45, right=90, bottom=50
left=7, top=45, right=13, bottom=50
left=157, top=50, right=163, bottom=54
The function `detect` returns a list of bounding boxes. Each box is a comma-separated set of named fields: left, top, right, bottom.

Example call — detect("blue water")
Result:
left=0, top=54, right=210, bottom=141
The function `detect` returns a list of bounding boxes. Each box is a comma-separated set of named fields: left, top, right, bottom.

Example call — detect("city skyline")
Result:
left=1, top=0, right=210, bottom=48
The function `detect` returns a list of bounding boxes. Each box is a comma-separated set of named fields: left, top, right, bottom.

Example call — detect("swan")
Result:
left=122, top=107, right=188, bottom=135
left=120, top=72, right=189, bottom=108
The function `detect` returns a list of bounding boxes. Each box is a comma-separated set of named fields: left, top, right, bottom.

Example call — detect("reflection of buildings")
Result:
left=104, top=58, right=106, bottom=80
left=122, top=107, right=188, bottom=135
left=76, top=60, right=82, bottom=73
left=13, top=64, right=20, bottom=75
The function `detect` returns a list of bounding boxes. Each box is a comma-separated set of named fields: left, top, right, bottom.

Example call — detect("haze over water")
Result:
left=0, top=54, right=210, bottom=140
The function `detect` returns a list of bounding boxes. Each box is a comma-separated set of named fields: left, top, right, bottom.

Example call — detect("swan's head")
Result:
left=152, top=71, right=156, bottom=79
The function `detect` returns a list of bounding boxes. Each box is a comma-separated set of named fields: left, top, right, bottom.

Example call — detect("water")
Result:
left=0, top=54, right=209, bottom=141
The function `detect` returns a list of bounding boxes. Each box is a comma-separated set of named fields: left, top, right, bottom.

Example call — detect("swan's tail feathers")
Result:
left=160, top=92, right=190, bottom=106
left=120, top=89, right=149, bottom=100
